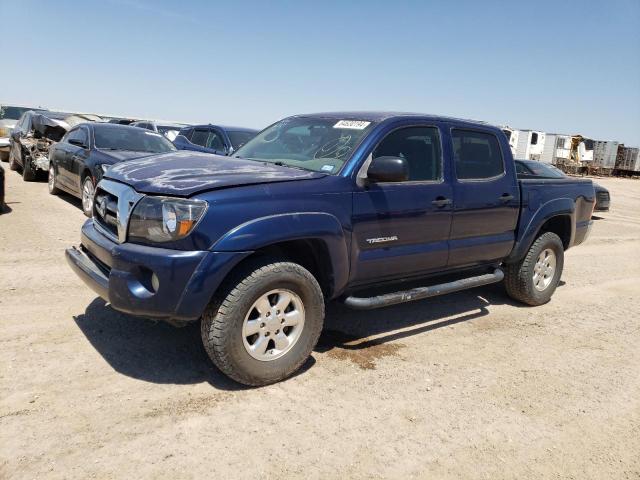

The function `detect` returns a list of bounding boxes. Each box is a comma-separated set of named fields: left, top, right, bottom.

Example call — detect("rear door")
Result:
left=350, top=124, right=453, bottom=285
left=447, top=127, right=519, bottom=268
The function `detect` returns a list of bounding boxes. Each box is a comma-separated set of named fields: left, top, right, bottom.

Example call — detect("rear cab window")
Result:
left=452, top=129, right=504, bottom=180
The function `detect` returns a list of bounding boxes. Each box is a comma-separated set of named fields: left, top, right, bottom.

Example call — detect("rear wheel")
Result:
left=504, top=232, right=564, bottom=306
left=81, top=176, right=95, bottom=217
left=201, top=259, right=325, bottom=386
left=48, top=164, right=61, bottom=195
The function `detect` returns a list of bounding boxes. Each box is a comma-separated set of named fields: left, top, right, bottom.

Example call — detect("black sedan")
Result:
left=515, top=159, right=610, bottom=211
left=49, top=123, right=176, bottom=216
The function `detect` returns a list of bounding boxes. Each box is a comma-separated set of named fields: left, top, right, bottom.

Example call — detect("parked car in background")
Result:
left=67, top=112, right=596, bottom=386
left=107, top=118, right=138, bottom=125
left=173, top=124, right=258, bottom=156
left=1, top=105, right=46, bottom=162
left=131, top=121, right=188, bottom=142
left=49, top=123, right=176, bottom=216
left=515, top=159, right=610, bottom=211
left=9, top=110, right=71, bottom=181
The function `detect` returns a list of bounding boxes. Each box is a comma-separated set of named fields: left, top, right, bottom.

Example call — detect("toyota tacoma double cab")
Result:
left=66, top=112, right=595, bottom=386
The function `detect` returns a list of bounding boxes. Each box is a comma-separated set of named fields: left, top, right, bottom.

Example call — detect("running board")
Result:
left=342, top=268, right=504, bottom=310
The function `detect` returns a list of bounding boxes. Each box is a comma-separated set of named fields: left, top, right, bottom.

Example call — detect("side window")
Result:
left=452, top=129, right=504, bottom=180
left=190, top=129, right=209, bottom=146
left=372, top=126, right=442, bottom=181
left=180, top=128, right=192, bottom=140
left=206, top=130, right=225, bottom=151
left=67, top=128, right=88, bottom=145
left=77, top=128, right=88, bottom=145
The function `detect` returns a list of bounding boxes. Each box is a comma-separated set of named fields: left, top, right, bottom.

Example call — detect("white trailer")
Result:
left=502, top=128, right=546, bottom=160
left=592, top=140, right=619, bottom=170
left=617, top=146, right=640, bottom=172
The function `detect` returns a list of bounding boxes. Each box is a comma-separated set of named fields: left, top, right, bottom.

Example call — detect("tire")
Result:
left=81, top=175, right=95, bottom=217
left=504, top=232, right=564, bottom=306
left=48, top=163, right=60, bottom=195
left=8, top=148, right=19, bottom=171
left=0, top=150, right=8, bottom=162
left=22, top=152, right=36, bottom=182
left=201, top=258, right=325, bottom=386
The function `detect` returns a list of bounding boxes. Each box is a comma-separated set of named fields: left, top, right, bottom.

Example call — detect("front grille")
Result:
left=597, top=191, right=610, bottom=202
left=93, top=188, right=119, bottom=239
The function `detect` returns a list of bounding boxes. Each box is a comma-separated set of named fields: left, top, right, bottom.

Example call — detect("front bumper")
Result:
left=66, top=220, right=250, bottom=322
left=0, top=138, right=10, bottom=150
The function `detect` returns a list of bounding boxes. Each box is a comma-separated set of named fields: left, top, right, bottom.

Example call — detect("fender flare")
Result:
left=212, top=212, right=350, bottom=297
left=506, top=197, right=575, bottom=263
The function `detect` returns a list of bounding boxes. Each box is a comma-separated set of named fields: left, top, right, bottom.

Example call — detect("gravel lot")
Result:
left=1, top=170, right=639, bottom=479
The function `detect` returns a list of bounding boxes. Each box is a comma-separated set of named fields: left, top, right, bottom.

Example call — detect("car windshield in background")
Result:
left=94, top=126, right=176, bottom=153
left=234, top=117, right=376, bottom=173
left=227, top=130, right=256, bottom=149
left=157, top=125, right=182, bottom=134
left=0, top=106, right=35, bottom=120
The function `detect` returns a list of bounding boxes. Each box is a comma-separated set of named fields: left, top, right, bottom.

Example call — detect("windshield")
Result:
left=94, top=126, right=176, bottom=153
left=227, top=130, right=257, bottom=149
left=233, top=117, right=376, bottom=173
left=0, top=106, right=36, bottom=120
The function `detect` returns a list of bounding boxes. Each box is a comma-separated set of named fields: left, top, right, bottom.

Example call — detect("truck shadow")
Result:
left=73, top=283, right=529, bottom=389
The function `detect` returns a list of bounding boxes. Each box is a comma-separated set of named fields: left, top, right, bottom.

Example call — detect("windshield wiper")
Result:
left=272, top=161, right=313, bottom=172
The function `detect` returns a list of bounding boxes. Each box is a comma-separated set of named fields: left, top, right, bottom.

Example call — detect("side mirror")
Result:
left=69, top=139, right=87, bottom=148
left=366, top=156, right=409, bottom=183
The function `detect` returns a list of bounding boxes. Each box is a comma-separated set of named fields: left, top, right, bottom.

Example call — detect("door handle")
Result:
left=432, top=197, right=452, bottom=207
left=499, top=194, right=514, bottom=202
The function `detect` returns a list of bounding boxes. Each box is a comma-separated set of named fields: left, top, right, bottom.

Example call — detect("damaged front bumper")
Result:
left=22, top=137, right=52, bottom=171
left=65, top=219, right=250, bottom=324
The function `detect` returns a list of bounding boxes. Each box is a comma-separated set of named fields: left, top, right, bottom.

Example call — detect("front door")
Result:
left=447, top=128, right=519, bottom=268
left=350, top=125, right=453, bottom=285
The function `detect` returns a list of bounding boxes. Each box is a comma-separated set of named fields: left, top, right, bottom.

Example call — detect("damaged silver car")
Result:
left=8, top=111, right=101, bottom=181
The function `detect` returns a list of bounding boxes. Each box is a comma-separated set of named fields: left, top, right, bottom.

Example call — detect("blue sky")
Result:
left=1, top=0, right=639, bottom=145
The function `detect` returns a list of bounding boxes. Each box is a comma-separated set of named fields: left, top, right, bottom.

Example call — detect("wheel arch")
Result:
left=212, top=213, right=350, bottom=299
left=506, top=197, right=575, bottom=263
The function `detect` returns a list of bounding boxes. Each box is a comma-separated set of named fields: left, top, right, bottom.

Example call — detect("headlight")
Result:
left=128, top=197, right=207, bottom=243
left=0, top=127, right=10, bottom=137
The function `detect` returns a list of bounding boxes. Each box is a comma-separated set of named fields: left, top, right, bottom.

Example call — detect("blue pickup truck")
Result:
left=66, top=112, right=595, bottom=386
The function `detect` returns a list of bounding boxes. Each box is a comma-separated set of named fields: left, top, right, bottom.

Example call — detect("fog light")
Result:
left=151, top=273, right=160, bottom=292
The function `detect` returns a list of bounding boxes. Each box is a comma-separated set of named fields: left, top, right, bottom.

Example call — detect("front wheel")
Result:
left=81, top=176, right=95, bottom=217
left=9, top=148, right=19, bottom=171
left=48, top=164, right=60, bottom=195
left=201, top=259, right=325, bottom=386
left=504, top=232, right=564, bottom=306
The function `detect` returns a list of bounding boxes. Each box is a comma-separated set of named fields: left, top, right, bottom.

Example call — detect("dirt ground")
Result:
left=1, top=169, right=639, bottom=479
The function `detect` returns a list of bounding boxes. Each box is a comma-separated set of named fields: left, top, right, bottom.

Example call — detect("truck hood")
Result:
left=105, top=151, right=326, bottom=196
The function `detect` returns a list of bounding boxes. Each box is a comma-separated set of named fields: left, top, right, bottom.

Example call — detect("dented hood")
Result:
left=104, top=151, right=325, bottom=196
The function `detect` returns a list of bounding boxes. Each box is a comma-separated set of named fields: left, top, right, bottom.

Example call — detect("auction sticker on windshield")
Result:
left=333, top=120, right=371, bottom=130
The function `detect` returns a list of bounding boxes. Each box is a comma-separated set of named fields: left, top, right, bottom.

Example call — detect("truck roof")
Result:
left=295, top=111, right=491, bottom=127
